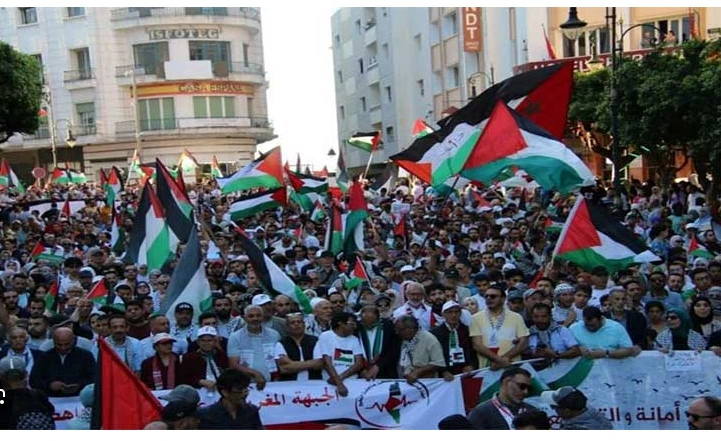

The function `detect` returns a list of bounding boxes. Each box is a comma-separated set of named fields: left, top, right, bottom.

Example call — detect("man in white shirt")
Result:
left=314, top=311, right=365, bottom=397
left=227, top=305, right=280, bottom=389
left=589, top=266, right=612, bottom=307
left=139, top=314, right=188, bottom=362
left=392, top=281, right=432, bottom=330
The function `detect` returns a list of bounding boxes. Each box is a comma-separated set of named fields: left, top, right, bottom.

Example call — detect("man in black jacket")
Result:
left=356, top=304, right=400, bottom=379
left=0, top=327, right=44, bottom=377
left=467, top=367, right=538, bottom=429
left=29, top=327, right=96, bottom=397
left=274, top=313, right=323, bottom=381
left=431, top=301, right=477, bottom=379
left=0, top=356, right=56, bottom=430
left=604, top=287, right=648, bottom=349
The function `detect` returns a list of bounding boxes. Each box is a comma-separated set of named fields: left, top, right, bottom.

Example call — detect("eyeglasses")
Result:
left=685, top=411, right=716, bottom=422
left=510, top=380, right=531, bottom=391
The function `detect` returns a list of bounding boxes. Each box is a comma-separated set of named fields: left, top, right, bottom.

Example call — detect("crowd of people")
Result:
left=1, top=174, right=721, bottom=430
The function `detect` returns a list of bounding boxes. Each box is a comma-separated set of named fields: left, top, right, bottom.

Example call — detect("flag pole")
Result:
left=361, top=150, right=375, bottom=182
left=414, top=174, right=461, bottom=264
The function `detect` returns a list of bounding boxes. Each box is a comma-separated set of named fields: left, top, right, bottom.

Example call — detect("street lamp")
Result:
left=559, top=7, right=588, bottom=41
left=468, top=68, right=495, bottom=98
left=327, top=148, right=336, bottom=156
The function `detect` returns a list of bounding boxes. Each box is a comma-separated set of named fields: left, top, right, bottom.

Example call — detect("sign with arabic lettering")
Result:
left=470, top=351, right=721, bottom=429
left=49, top=378, right=464, bottom=430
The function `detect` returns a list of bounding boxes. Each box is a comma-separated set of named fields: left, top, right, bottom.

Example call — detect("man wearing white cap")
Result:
left=180, top=326, right=229, bottom=390
left=304, top=297, right=333, bottom=337
left=431, top=301, right=477, bottom=379
left=400, top=265, right=416, bottom=282
left=227, top=304, right=280, bottom=389
left=140, top=333, right=181, bottom=391
left=252, top=294, right=287, bottom=337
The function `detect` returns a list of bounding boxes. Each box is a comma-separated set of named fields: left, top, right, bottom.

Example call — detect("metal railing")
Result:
left=110, top=7, right=260, bottom=22
left=115, top=116, right=271, bottom=134
left=22, top=124, right=51, bottom=140
left=513, top=46, right=682, bottom=74
left=64, top=69, right=95, bottom=82
left=73, top=124, right=97, bottom=136
left=213, top=61, right=264, bottom=77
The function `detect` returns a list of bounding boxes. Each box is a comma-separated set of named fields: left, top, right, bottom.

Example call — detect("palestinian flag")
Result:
left=99, top=168, right=108, bottom=187
left=234, top=227, right=312, bottom=314
left=31, top=241, right=65, bottom=264
left=335, top=149, right=350, bottom=194
left=211, top=155, right=223, bottom=178
left=124, top=183, right=173, bottom=272
left=433, top=176, right=470, bottom=197
left=544, top=216, right=565, bottom=235
left=347, top=131, right=382, bottom=153
left=287, top=170, right=328, bottom=211
left=412, top=119, right=434, bottom=139
left=175, top=167, right=189, bottom=199
left=391, top=63, right=573, bottom=184
left=129, top=148, right=143, bottom=179
left=156, top=158, right=194, bottom=242
left=61, top=196, right=71, bottom=219
left=0, top=159, right=25, bottom=193
left=371, top=162, right=395, bottom=194
left=105, top=166, right=124, bottom=206
left=85, top=278, right=109, bottom=305
left=70, top=170, right=87, bottom=184
left=110, top=204, right=125, bottom=255
left=217, top=147, right=284, bottom=194
left=91, top=339, right=162, bottom=429
left=688, top=235, right=715, bottom=259
left=324, top=200, right=343, bottom=255
left=310, top=199, right=325, bottom=222
left=159, top=227, right=214, bottom=322
left=44, top=281, right=59, bottom=314
left=471, top=190, right=491, bottom=208
left=50, top=167, right=72, bottom=185
left=177, top=149, right=199, bottom=173
left=552, top=197, right=661, bottom=272
left=290, top=189, right=323, bottom=213
left=229, top=187, right=287, bottom=221
left=460, top=102, right=594, bottom=195
left=345, top=257, right=371, bottom=290
left=343, top=181, right=368, bottom=257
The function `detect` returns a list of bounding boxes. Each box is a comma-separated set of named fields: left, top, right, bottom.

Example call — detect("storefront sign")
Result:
left=149, top=28, right=220, bottom=40
left=462, top=8, right=482, bottom=52
left=136, top=81, right=254, bottom=98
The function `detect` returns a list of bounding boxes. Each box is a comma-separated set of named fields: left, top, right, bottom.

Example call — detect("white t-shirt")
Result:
left=273, top=341, right=311, bottom=381
left=313, top=330, right=364, bottom=380
left=590, top=287, right=611, bottom=307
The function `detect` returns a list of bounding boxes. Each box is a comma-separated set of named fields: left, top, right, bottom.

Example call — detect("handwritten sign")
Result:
left=664, top=351, right=702, bottom=372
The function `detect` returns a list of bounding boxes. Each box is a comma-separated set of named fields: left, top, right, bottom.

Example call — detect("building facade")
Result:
left=332, top=7, right=535, bottom=172
left=0, top=7, right=274, bottom=182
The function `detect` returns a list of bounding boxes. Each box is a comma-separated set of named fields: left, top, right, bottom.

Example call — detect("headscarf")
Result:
left=667, top=307, right=691, bottom=340
left=689, top=296, right=713, bottom=330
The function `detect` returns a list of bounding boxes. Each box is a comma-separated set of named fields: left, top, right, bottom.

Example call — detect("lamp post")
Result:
left=124, top=68, right=141, bottom=163
left=468, top=68, right=495, bottom=98
left=561, top=7, right=663, bottom=190
left=43, top=84, right=77, bottom=168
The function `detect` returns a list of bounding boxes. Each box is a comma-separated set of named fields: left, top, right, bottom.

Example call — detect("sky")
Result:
left=257, top=6, right=339, bottom=173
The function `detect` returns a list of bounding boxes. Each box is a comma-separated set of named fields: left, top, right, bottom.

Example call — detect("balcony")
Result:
left=513, top=47, right=683, bottom=74
left=213, top=61, right=265, bottom=83
left=63, top=69, right=97, bottom=90
left=114, top=116, right=274, bottom=142
left=22, top=124, right=51, bottom=140
left=74, top=124, right=97, bottom=136
left=109, top=7, right=261, bottom=32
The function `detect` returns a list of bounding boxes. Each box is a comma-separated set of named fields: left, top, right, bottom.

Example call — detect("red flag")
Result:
left=61, top=196, right=71, bottom=218
left=99, top=168, right=108, bottom=187
left=542, top=24, right=557, bottom=60
left=175, top=167, right=189, bottom=199
left=97, top=339, right=162, bottom=429
left=529, top=268, right=545, bottom=288
left=85, top=278, right=109, bottom=303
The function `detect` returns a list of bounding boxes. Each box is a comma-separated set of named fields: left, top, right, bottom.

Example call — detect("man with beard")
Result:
left=526, top=304, right=581, bottom=362
left=686, top=396, right=721, bottom=430
left=26, top=316, right=50, bottom=349
left=467, top=367, right=537, bottom=429
left=604, top=287, right=648, bottom=349
left=227, top=305, right=279, bottom=389
left=105, top=315, right=143, bottom=373
left=125, top=300, right=151, bottom=340
left=392, top=281, right=432, bottom=330
left=274, top=313, right=324, bottom=381
left=273, top=294, right=294, bottom=318
left=305, top=298, right=333, bottom=337
left=356, top=304, right=399, bottom=380
left=213, top=296, right=244, bottom=338
left=170, top=303, right=195, bottom=343
left=252, top=294, right=286, bottom=337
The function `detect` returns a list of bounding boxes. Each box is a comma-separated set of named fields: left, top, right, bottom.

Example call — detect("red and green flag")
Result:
left=229, top=187, right=287, bottom=221
left=688, top=235, right=714, bottom=259
left=44, top=281, right=59, bottom=314
left=211, top=155, right=223, bottom=179
left=156, top=158, right=194, bottom=242
left=347, top=131, right=382, bottom=153
left=324, top=200, right=343, bottom=255
left=217, top=147, right=284, bottom=194
left=0, top=159, right=26, bottom=194
left=85, top=278, right=109, bottom=305
left=343, top=181, right=369, bottom=258
left=345, top=256, right=371, bottom=290
left=31, top=241, right=65, bottom=264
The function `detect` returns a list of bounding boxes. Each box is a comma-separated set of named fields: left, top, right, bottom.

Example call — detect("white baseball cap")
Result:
left=400, top=265, right=415, bottom=273
left=197, top=326, right=218, bottom=337
left=252, top=294, right=273, bottom=306
left=152, top=333, right=176, bottom=345
left=441, top=300, right=461, bottom=313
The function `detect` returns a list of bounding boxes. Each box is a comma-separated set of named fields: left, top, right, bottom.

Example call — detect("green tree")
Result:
left=0, top=41, right=43, bottom=144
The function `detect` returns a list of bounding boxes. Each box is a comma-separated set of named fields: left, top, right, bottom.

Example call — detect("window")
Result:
left=385, top=86, right=392, bottom=103
left=129, top=7, right=161, bottom=17
left=334, top=34, right=341, bottom=47
left=356, top=19, right=362, bottom=35
left=358, top=58, right=364, bottom=74
left=67, top=7, right=85, bottom=18
left=360, top=97, right=367, bottom=112
left=447, top=66, right=460, bottom=88
left=138, top=98, right=175, bottom=131
left=415, top=34, right=422, bottom=51
left=242, top=44, right=250, bottom=67
left=418, top=79, right=425, bottom=97
left=385, top=126, right=395, bottom=141
left=189, top=41, right=231, bottom=63
left=73, top=48, right=91, bottom=79
left=19, top=7, right=37, bottom=25
left=382, top=43, right=389, bottom=59
left=337, top=70, right=343, bottom=84
left=193, top=96, right=235, bottom=118
left=247, top=97, right=254, bottom=117
left=639, top=17, right=690, bottom=47
left=340, top=105, right=345, bottom=120
left=32, top=54, right=44, bottom=83
left=76, top=102, right=96, bottom=134
left=563, top=36, right=575, bottom=58
left=185, top=7, right=227, bottom=16
left=442, top=12, right=458, bottom=38
left=133, top=43, right=169, bottom=75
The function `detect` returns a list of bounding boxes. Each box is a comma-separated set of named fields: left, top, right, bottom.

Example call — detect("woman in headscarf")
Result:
left=689, top=296, right=721, bottom=339
left=654, top=307, right=707, bottom=351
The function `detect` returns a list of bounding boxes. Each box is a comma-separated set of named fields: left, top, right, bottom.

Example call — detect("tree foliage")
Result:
left=568, top=39, right=721, bottom=195
left=0, top=41, right=43, bottom=144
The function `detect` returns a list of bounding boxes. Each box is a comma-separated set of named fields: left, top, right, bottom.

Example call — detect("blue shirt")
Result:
left=641, top=290, right=686, bottom=311
left=528, top=325, right=579, bottom=353
left=569, top=318, right=633, bottom=351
